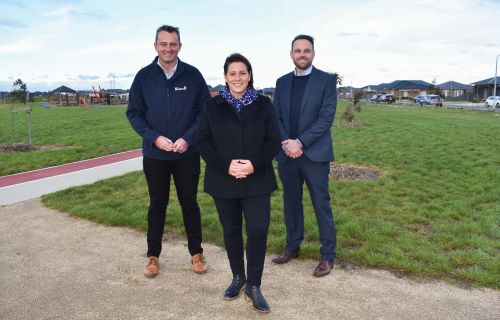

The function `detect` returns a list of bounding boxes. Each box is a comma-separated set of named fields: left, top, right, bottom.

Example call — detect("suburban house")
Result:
left=471, top=77, right=500, bottom=100
left=437, top=81, right=472, bottom=98
left=209, top=84, right=225, bottom=97
left=259, top=87, right=275, bottom=98
left=363, top=80, right=432, bottom=99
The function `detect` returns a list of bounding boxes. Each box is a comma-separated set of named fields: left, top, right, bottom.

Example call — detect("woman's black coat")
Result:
left=198, top=94, right=281, bottom=199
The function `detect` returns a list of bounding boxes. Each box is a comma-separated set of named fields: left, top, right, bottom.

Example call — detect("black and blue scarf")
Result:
left=219, top=85, right=258, bottom=115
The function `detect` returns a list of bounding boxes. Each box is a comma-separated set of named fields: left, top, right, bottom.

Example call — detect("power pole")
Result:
left=494, top=54, right=499, bottom=108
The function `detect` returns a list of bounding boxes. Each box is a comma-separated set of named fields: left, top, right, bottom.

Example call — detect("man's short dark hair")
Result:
left=155, top=25, right=181, bottom=43
left=223, top=53, right=254, bottom=89
left=291, top=34, right=314, bottom=49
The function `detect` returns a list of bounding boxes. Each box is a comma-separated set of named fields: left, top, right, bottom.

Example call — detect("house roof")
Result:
left=389, top=80, right=431, bottom=90
left=368, top=80, right=431, bottom=91
left=260, top=87, right=275, bottom=94
left=471, top=77, right=500, bottom=86
left=49, top=85, right=77, bottom=94
left=437, top=81, right=472, bottom=90
left=209, top=84, right=225, bottom=93
left=369, top=83, right=390, bottom=90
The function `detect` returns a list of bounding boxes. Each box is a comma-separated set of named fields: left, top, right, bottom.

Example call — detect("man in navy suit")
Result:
left=272, top=34, right=337, bottom=277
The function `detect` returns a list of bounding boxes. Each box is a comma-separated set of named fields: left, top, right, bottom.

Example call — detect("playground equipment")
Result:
left=48, top=86, right=79, bottom=106
left=91, top=85, right=105, bottom=104
left=79, top=97, right=89, bottom=106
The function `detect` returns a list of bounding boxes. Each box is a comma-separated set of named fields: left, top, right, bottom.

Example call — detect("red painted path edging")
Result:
left=0, top=149, right=142, bottom=188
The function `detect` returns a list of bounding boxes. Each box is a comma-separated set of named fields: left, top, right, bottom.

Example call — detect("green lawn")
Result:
left=0, top=103, right=141, bottom=175
left=41, top=103, right=500, bottom=289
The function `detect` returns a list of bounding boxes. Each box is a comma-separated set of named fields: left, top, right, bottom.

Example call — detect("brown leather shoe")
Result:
left=271, top=249, right=299, bottom=264
left=313, top=260, right=334, bottom=277
left=192, top=253, right=208, bottom=274
left=144, top=256, right=159, bottom=278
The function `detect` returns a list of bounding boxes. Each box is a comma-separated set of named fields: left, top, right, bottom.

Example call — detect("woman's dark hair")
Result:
left=223, top=53, right=254, bottom=89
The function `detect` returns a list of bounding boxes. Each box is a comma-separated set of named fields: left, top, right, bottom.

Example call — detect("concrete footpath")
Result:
left=1, top=199, right=498, bottom=320
left=0, top=149, right=142, bottom=205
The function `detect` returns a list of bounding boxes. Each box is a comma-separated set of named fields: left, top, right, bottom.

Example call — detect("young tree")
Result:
left=340, top=91, right=364, bottom=126
left=10, top=78, right=33, bottom=145
left=330, top=71, right=343, bottom=86
left=11, top=79, right=28, bottom=103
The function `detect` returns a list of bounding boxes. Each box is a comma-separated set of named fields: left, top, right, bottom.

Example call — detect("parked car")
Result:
left=380, top=94, right=395, bottom=104
left=485, top=96, right=500, bottom=108
left=414, top=95, right=425, bottom=104
left=419, top=95, right=443, bottom=107
left=371, top=94, right=383, bottom=103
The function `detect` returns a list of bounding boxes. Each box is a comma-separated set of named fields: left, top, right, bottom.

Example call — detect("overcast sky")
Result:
left=1, top=0, right=499, bottom=92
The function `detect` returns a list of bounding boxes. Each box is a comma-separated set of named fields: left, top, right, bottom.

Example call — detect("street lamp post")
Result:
left=494, top=54, right=499, bottom=108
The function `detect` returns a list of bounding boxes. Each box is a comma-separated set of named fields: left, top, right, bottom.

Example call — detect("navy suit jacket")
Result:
left=273, top=67, right=337, bottom=164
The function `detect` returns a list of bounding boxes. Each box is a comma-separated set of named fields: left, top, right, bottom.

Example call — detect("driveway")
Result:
left=1, top=199, right=498, bottom=320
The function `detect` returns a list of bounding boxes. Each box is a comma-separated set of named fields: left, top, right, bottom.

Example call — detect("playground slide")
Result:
left=80, top=97, right=89, bottom=106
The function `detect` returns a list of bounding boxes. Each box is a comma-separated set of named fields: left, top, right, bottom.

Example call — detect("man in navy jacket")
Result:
left=272, top=34, right=338, bottom=277
left=126, top=25, right=211, bottom=277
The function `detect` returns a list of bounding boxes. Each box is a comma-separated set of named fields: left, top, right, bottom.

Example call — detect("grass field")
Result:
left=39, top=103, right=500, bottom=289
left=0, top=103, right=141, bottom=175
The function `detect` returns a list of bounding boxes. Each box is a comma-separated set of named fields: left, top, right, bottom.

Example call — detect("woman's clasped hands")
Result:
left=228, top=159, right=254, bottom=179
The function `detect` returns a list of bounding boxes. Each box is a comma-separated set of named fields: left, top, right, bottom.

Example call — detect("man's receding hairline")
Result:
left=156, top=30, right=181, bottom=44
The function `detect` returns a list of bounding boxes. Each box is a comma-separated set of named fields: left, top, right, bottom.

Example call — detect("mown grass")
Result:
left=42, top=103, right=500, bottom=288
left=0, top=103, right=141, bottom=175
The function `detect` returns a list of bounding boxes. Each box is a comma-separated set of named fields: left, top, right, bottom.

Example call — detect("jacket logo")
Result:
left=174, top=86, right=187, bottom=91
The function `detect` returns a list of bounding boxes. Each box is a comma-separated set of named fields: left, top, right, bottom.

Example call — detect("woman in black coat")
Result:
left=198, top=53, right=280, bottom=313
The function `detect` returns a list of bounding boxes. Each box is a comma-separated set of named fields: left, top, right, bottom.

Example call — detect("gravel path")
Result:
left=1, top=199, right=498, bottom=320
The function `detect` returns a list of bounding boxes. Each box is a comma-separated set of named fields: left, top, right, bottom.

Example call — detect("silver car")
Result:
left=420, top=95, right=443, bottom=107
left=485, top=96, right=500, bottom=108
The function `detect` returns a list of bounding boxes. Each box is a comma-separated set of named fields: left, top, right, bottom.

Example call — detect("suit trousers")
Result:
left=278, top=156, right=337, bottom=261
left=213, top=195, right=270, bottom=287
left=143, top=155, right=203, bottom=258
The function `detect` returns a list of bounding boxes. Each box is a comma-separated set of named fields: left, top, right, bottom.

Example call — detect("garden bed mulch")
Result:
left=330, top=163, right=384, bottom=180
left=0, top=144, right=65, bottom=153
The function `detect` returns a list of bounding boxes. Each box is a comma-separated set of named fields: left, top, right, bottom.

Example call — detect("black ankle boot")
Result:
left=244, top=285, right=270, bottom=313
left=223, top=274, right=246, bottom=300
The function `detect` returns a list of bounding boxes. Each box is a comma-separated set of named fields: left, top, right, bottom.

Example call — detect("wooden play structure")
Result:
left=48, top=85, right=80, bottom=106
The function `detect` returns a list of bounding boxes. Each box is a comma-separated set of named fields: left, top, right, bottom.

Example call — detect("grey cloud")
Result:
left=107, top=73, right=134, bottom=78
left=78, top=74, right=100, bottom=80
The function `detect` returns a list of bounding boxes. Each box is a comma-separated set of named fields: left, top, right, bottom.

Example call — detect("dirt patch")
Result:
left=0, top=144, right=66, bottom=153
left=336, top=122, right=361, bottom=128
left=330, top=163, right=384, bottom=180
